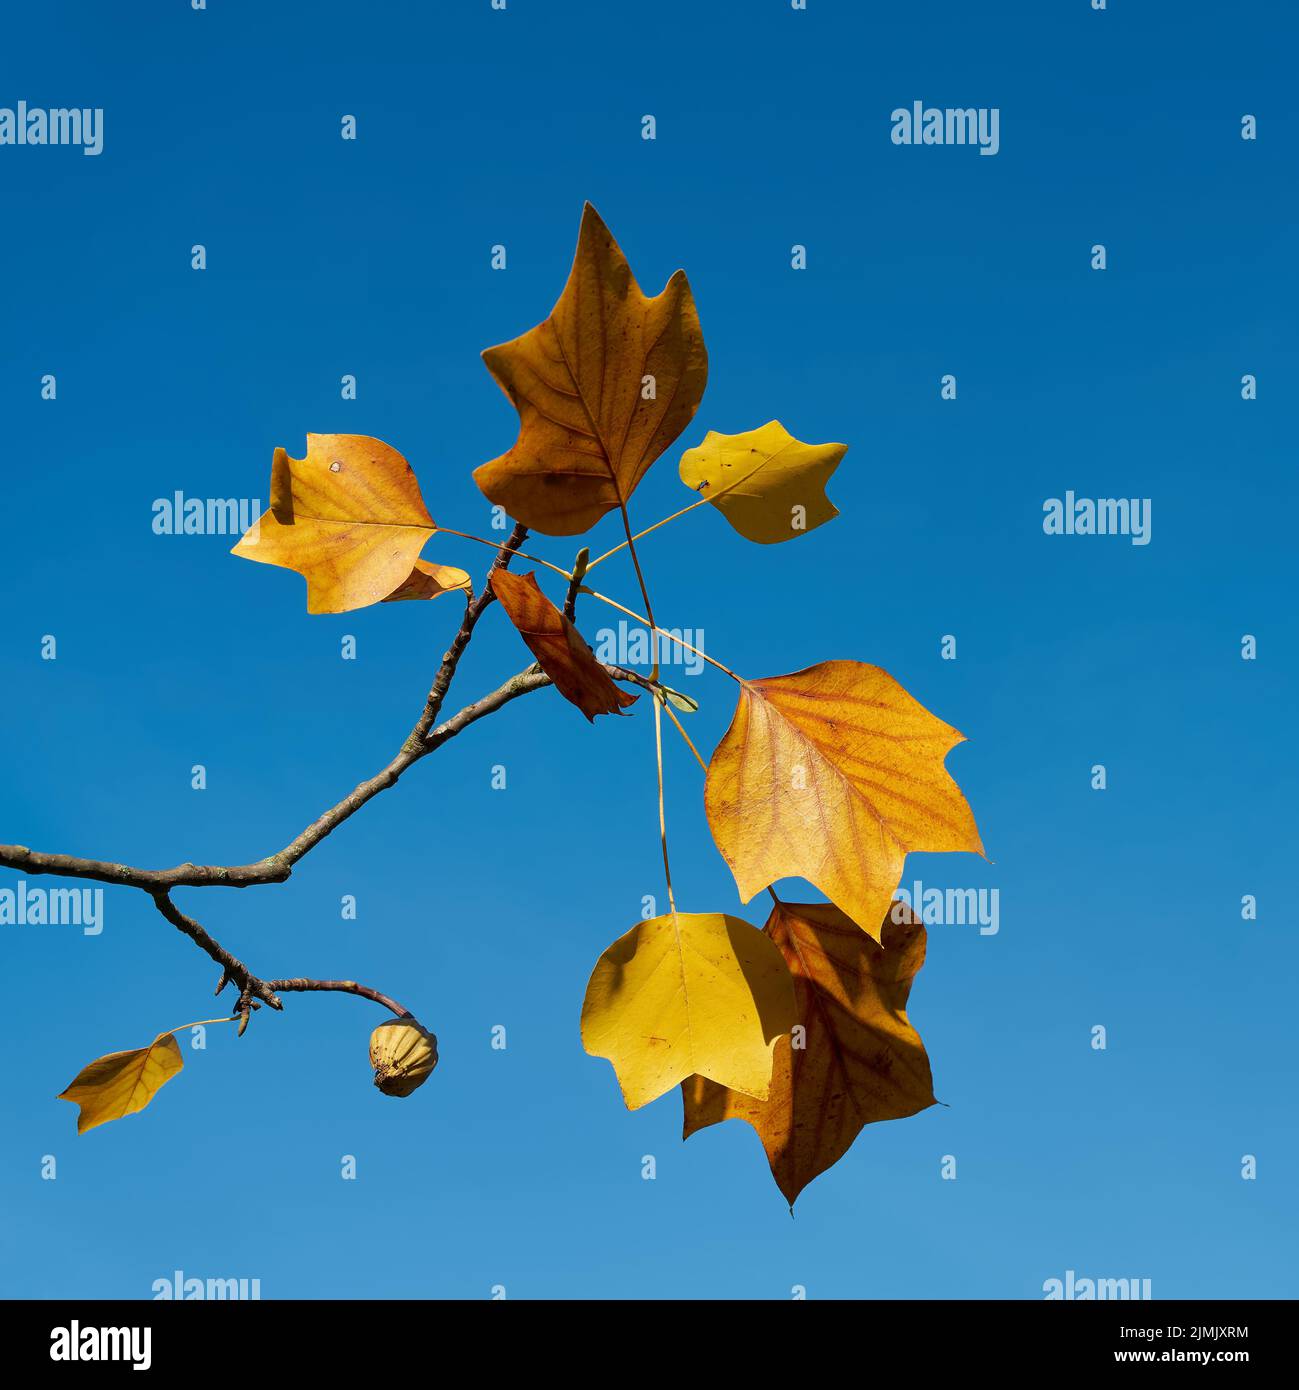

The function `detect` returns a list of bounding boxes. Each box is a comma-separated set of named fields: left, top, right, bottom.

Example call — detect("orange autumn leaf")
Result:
left=682, top=898, right=935, bottom=1206
left=490, top=568, right=637, bottom=721
left=233, top=434, right=446, bottom=614
left=474, top=203, right=708, bottom=535
left=705, top=661, right=983, bottom=940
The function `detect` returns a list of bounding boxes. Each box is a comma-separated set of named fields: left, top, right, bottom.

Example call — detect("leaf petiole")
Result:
left=584, top=497, right=708, bottom=574
left=656, top=692, right=707, bottom=773
left=164, top=1016, right=240, bottom=1037
left=434, top=526, right=574, bottom=583
left=579, top=587, right=746, bottom=685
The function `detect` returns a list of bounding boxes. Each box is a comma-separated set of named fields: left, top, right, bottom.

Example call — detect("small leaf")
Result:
left=232, top=434, right=440, bottom=614
left=581, top=911, right=797, bottom=1110
left=382, top=559, right=471, bottom=604
left=679, top=420, right=846, bottom=544
left=474, top=203, right=708, bottom=536
left=58, top=1032, right=184, bottom=1135
left=706, top=661, right=983, bottom=940
left=659, top=683, right=699, bottom=714
left=491, top=568, right=637, bottom=721
left=683, top=898, right=935, bottom=1205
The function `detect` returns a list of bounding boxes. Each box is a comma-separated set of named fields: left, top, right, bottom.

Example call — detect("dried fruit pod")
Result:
left=369, top=1018, right=438, bottom=1097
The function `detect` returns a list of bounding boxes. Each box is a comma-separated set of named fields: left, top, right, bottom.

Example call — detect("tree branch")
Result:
left=150, top=890, right=282, bottom=1034
left=267, top=978, right=414, bottom=1018
left=0, top=524, right=535, bottom=895
left=0, top=520, right=657, bottom=1040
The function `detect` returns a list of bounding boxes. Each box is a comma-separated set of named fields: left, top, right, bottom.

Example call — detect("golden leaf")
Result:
left=490, top=568, right=637, bottom=720
left=232, top=434, right=441, bottom=614
left=683, top=899, right=935, bottom=1205
left=679, top=420, right=846, bottom=544
left=474, top=203, right=708, bottom=535
left=58, top=1031, right=184, bottom=1135
left=705, top=661, right=983, bottom=940
left=581, top=912, right=797, bottom=1110
left=382, top=558, right=471, bottom=604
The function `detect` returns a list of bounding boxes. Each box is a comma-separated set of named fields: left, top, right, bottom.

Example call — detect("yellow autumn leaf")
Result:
left=678, top=420, right=846, bottom=544
left=705, top=661, right=983, bottom=940
left=57, top=1016, right=234, bottom=1134
left=580, top=912, right=796, bottom=1110
left=58, top=1017, right=235, bottom=1134
left=58, top=1032, right=182, bottom=1135
left=474, top=203, right=708, bottom=536
left=682, top=898, right=935, bottom=1206
left=232, top=434, right=443, bottom=614
left=382, top=558, right=472, bottom=604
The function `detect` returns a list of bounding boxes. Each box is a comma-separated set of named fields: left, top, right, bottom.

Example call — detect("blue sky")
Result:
left=0, top=0, right=1295, bottom=1298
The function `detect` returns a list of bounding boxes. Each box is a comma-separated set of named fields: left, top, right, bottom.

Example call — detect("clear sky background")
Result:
left=0, top=0, right=1294, bottom=1299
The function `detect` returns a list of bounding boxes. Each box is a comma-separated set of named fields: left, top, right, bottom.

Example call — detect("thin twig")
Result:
left=0, top=520, right=670, bottom=1041
left=267, top=979, right=414, bottom=1019
left=151, top=892, right=282, bottom=1011
left=0, top=526, right=535, bottom=896
left=563, top=547, right=590, bottom=620
left=0, top=526, right=550, bottom=1038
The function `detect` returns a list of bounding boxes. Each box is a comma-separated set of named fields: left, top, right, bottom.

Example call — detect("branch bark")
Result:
left=268, top=978, right=414, bottom=1018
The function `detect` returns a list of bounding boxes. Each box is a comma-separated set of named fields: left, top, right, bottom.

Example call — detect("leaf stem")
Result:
left=653, top=695, right=676, bottom=917
left=579, top=587, right=745, bottom=684
left=164, top=1016, right=239, bottom=1037
left=585, top=497, right=708, bottom=574
left=659, top=695, right=708, bottom=773
left=616, top=501, right=660, bottom=681
left=436, top=526, right=574, bottom=583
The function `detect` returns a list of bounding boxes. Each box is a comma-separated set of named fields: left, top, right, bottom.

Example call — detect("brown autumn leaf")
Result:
left=474, top=203, right=708, bottom=535
left=682, top=898, right=935, bottom=1206
left=490, top=568, right=637, bottom=721
left=705, top=660, right=983, bottom=941
left=232, top=434, right=449, bottom=613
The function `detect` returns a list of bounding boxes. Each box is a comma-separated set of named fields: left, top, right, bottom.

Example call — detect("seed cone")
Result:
left=370, top=1018, right=438, bottom=1097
